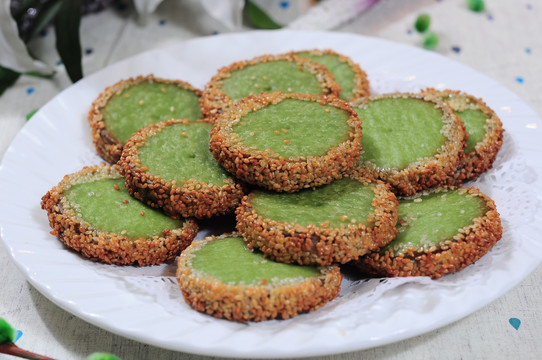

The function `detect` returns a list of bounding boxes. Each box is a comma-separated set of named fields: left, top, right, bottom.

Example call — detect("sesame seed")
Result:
left=281, top=128, right=288, bottom=133
left=170, top=106, right=175, bottom=112
left=274, top=130, right=280, bottom=135
left=140, top=211, right=145, bottom=216
left=139, top=100, right=144, bottom=105
left=161, top=87, right=166, bottom=93
left=181, top=132, right=188, bottom=136
left=113, top=184, right=120, bottom=190
left=325, top=108, right=330, bottom=113
left=283, top=140, right=290, bottom=144
left=123, top=199, right=129, bottom=204
left=123, top=93, right=130, bottom=98
left=340, top=215, right=349, bottom=221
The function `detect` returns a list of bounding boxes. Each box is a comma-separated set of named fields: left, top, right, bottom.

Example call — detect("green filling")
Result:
left=356, top=98, right=447, bottom=168
left=234, top=98, right=351, bottom=158
left=191, top=237, right=320, bottom=285
left=138, top=122, right=230, bottom=185
left=297, top=52, right=356, bottom=101
left=456, top=109, right=487, bottom=154
left=251, top=177, right=375, bottom=228
left=102, top=82, right=202, bottom=143
left=385, top=190, right=486, bottom=254
left=65, top=178, right=183, bottom=239
left=221, top=61, right=325, bottom=102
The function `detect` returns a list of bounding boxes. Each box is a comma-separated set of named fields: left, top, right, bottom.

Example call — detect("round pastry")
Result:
left=88, top=75, right=203, bottom=163
left=176, top=234, right=342, bottom=321
left=40, top=165, right=198, bottom=265
left=421, top=88, right=504, bottom=185
left=200, top=53, right=341, bottom=120
left=119, top=119, right=245, bottom=219
left=209, top=92, right=362, bottom=192
left=290, top=48, right=370, bottom=102
left=354, top=186, right=502, bottom=279
left=349, top=92, right=467, bottom=196
left=236, top=176, right=398, bottom=266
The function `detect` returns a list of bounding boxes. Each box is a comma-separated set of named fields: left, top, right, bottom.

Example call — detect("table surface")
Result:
left=1, top=0, right=541, bottom=359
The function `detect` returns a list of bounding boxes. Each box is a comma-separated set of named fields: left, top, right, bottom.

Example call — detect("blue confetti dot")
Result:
left=85, top=48, right=93, bottom=55
left=26, top=87, right=35, bottom=95
left=451, top=46, right=461, bottom=53
left=159, top=19, right=166, bottom=26
left=526, top=4, right=532, bottom=10
left=280, top=1, right=290, bottom=9
left=14, top=330, right=23, bottom=343
left=509, top=318, right=521, bottom=330
left=525, top=48, right=531, bottom=54
left=487, top=14, right=494, bottom=20
left=515, top=77, right=524, bottom=84
left=407, top=29, right=413, bottom=35
left=56, top=60, right=63, bottom=66
left=212, top=31, right=219, bottom=35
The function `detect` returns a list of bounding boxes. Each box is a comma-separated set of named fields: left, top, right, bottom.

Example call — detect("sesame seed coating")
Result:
left=421, top=88, right=504, bottom=185
left=200, top=53, right=341, bottom=121
left=119, top=119, right=246, bottom=219
left=354, top=187, right=502, bottom=279
left=40, top=165, right=198, bottom=266
left=176, top=233, right=342, bottom=322
left=349, top=92, right=467, bottom=196
left=88, top=75, right=202, bottom=164
left=286, top=48, right=370, bottom=102
left=236, top=175, right=399, bottom=266
left=209, top=92, right=363, bottom=193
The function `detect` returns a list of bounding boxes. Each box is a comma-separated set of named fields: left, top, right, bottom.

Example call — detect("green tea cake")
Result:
left=290, top=49, right=370, bottom=102
left=421, top=88, right=504, bottom=185
left=200, top=53, right=341, bottom=120
left=41, top=165, right=198, bottom=265
left=119, top=119, right=245, bottom=219
left=350, top=92, right=467, bottom=196
left=354, top=187, right=502, bottom=279
left=236, top=176, right=398, bottom=266
left=209, top=92, right=362, bottom=192
left=176, top=234, right=342, bottom=321
left=89, top=75, right=203, bottom=163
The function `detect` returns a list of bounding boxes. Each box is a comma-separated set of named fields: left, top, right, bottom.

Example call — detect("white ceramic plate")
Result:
left=1, top=30, right=541, bottom=358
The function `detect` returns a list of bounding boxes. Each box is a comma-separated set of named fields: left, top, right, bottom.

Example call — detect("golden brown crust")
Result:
left=88, top=75, right=202, bottom=164
left=349, top=92, right=467, bottom=196
left=421, top=88, right=504, bottom=185
left=40, top=165, right=199, bottom=266
left=200, top=53, right=341, bottom=121
left=118, top=118, right=246, bottom=219
left=354, top=187, right=502, bottom=279
left=287, top=48, right=370, bottom=102
left=176, top=233, right=342, bottom=322
left=236, top=175, right=398, bottom=266
left=209, top=92, right=362, bottom=193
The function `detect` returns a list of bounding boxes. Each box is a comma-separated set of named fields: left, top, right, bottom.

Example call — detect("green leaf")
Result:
left=54, top=0, right=83, bottom=83
left=245, top=0, right=282, bottom=29
left=25, top=0, right=63, bottom=41
left=0, top=318, right=17, bottom=344
left=0, top=66, right=21, bottom=97
left=86, top=352, right=121, bottom=360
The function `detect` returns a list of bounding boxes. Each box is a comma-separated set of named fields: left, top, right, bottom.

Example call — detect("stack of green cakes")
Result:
left=41, top=49, right=504, bottom=322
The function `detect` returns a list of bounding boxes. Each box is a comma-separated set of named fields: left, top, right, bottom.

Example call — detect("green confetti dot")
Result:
left=26, top=109, right=38, bottom=121
left=86, top=353, right=121, bottom=360
left=414, top=14, right=431, bottom=33
left=0, top=318, right=17, bottom=344
left=423, top=32, right=439, bottom=50
left=467, top=0, right=485, bottom=12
